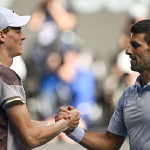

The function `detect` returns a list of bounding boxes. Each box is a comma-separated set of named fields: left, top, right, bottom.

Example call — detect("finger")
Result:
left=68, top=120, right=80, bottom=126
left=72, top=120, right=80, bottom=125
left=55, top=117, right=63, bottom=122
left=55, top=115, right=59, bottom=119
left=55, top=115, right=61, bottom=120
left=70, top=109, right=79, bottom=115
left=74, top=116, right=80, bottom=121
left=55, top=114, right=68, bottom=120
left=57, top=112, right=69, bottom=116
left=56, top=114, right=71, bottom=120
left=59, top=107, right=70, bottom=113
left=71, top=123, right=79, bottom=127
left=74, top=124, right=79, bottom=128
left=72, top=123, right=79, bottom=127
left=70, top=116, right=80, bottom=122
left=68, top=105, right=74, bottom=110
left=77, top=116, right=80, bottom=120
left=63, top=114, right=71, bottom=119
left=68, top=123, right=79, bottom=129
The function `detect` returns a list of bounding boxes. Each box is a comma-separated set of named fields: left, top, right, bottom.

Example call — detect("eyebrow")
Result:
left=130, top=41, right=141, bottom=46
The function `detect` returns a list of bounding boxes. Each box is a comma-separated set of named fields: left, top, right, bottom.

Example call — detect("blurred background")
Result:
left=1, top=0, right=150, bottom=149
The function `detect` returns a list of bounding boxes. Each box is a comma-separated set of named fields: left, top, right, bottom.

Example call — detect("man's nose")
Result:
left=21, top=32, right=26, bottom=40
left=125, top=46, right=132, bottom=55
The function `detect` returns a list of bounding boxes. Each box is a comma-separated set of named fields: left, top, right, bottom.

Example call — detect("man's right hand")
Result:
left=55, top=106, right=80, bottom=132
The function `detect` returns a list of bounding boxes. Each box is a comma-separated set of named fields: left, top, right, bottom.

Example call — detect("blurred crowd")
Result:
left=8, top=0, right=149, bottom=145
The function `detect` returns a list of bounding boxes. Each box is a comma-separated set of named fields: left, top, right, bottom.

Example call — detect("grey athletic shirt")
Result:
left=108, top=75, right=150, bottom=150
left=0, top=64, right=26, bottom=150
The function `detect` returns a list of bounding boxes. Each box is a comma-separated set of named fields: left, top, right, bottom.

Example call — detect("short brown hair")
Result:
left=2, top=26, right=11, bottom=33
left=2, top=27, right=22, bottom=34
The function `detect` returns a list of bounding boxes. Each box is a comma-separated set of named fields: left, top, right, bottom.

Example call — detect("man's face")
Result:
left=3, top=27, right=26, bottom=57
left=126, top=33, right=150, bottom=73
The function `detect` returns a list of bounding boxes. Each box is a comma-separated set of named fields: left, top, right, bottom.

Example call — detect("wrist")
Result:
left=46, top=122, right=51, bottom=126
left=67, top=127, right=85, bottom=143
left=59, top=119, right=68, bottom=131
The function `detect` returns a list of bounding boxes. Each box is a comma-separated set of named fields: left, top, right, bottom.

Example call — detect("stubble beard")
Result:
left=130, top=62, right=141, bottom=73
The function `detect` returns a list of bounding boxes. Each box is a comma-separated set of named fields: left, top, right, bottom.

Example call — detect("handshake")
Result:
left=55, top=106, right=80, bottom=134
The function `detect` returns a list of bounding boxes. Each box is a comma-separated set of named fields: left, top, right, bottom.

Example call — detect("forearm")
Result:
left=80, top=131, right=114, bottom=150
left=6, top=104, right=79, bottom=149
left=31, top=120, right=49, bottom=127
left=55, top=106, right=124, bottom=149
left=68, top=128, right=125, bottom=150
left=19, top=119, right=67, bottom=149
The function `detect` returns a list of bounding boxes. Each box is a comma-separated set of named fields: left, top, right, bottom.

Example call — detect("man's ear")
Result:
left=0, top=30, right=5, bottom=43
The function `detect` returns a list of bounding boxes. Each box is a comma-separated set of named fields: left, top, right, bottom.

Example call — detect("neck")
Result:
left=0, top=58, right=13, bottom=68
left=140, top=70, right=150, bottom=87
left=0, top=48, right=13, bottom=68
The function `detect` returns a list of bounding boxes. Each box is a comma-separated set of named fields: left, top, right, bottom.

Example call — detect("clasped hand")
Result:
left=55, top=106, right=80, bottom=134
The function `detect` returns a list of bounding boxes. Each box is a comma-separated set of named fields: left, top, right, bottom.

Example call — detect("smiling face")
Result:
left=3, top=27, right=26, bottom=57
left=125, top=33, right=150, bottom=73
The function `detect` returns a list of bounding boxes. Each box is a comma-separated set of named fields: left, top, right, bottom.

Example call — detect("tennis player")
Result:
left=0, top=7, right=80, bottom=150
left=56, top=19, right=150, bottom=150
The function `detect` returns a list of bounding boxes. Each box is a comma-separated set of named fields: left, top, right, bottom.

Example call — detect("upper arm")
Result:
left=5, top=101, right=34, bottom=148
left=107, top=92, right=127, bottom=137
left=0, top=68, right=25, bottom=109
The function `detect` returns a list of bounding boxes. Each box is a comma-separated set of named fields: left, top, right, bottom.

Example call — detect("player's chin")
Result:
left=17, top=49, right=23, bottom=55
left=17, top=46, right=22, bottom=53
left=15, top=51, right=22, bottom=57
left=131, top=66, right=139, bottom=72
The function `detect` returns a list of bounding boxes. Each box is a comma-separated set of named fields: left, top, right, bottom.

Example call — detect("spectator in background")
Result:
left=27, top=0, right=77, bottom=81
left=39, top=51, right=62, bottom=119
left=57, top=50, right=96, bottom=127
left=40, top=49, right=96, bottom=144
left=27, top=2, right=98, bottom=142
left=28, top=0, right=77, bottom=32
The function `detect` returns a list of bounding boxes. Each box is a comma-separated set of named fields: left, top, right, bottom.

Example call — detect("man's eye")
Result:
left=132, top=44, right=138, bottom=48
left=130, top=42, right=139, bottom=48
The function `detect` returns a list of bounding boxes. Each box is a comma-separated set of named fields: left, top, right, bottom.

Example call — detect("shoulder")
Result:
left=123, top=84, right=135, bottom=99
left=118, top=85, right=135, bottom=107
left=0, top=64, right=21, bottom=85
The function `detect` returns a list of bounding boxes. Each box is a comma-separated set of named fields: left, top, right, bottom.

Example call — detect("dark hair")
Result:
left=2, top=26, right=21, bottom=33
left=2, top=26, right=11, bottom=33
left=131, top=19, right=150, bottom=47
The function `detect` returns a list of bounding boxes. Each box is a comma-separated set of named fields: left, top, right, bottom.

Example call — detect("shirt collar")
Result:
left=134, top=75, right=150, bottom=90
left=135, top=75, right=141, bottom=87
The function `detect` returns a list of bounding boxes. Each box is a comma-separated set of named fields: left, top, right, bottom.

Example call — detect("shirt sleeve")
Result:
left=0, top=77, right=25, bottom=109
left=107, top=91, right=127, bottom=137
